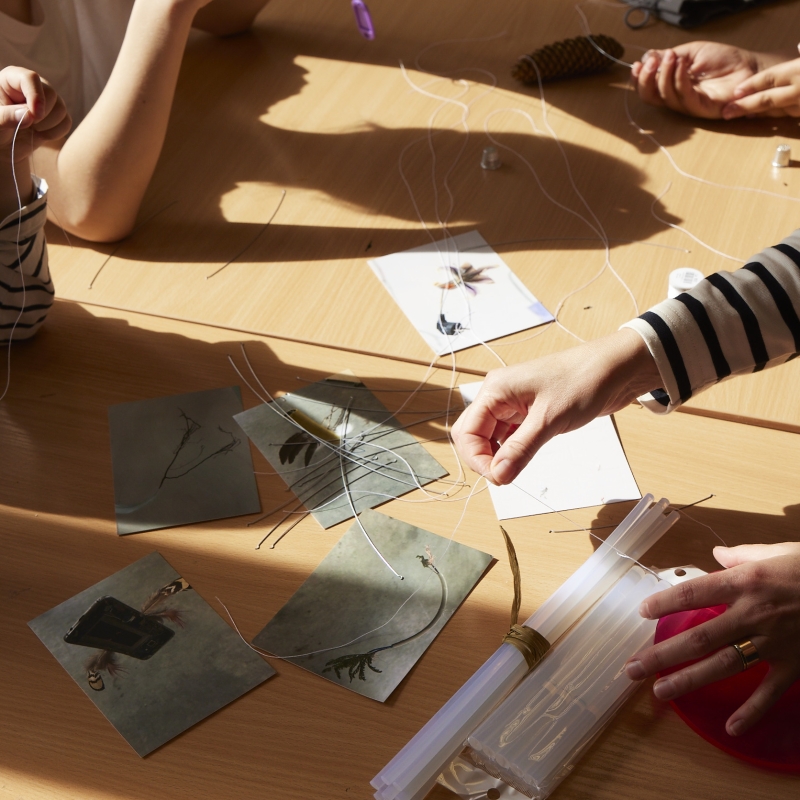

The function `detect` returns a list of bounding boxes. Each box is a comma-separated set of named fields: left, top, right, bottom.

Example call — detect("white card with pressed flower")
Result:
left=368, top=231, right=553, bottom=356
left=252, top=509, right=493, bottom=702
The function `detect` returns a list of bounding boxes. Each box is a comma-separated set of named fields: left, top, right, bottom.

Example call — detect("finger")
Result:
left=452, top=402, right=510, bottom=481
left=490, top=409, right=555, bottom=485
left=657, top=51, right=685, bottom=113
left=723, top=86, right=800, bottom=118
left=733, top=61, right=798, bottom=98
left=648, top=636, right=759, bottom=700
left=0, top=104, right=29, bottom=129
left=639, top=570, right=741, bottom=620
left=626, top=612, right=746, bottom=678
left=0, top=67, right=45, bottom=121
left=672, top=53, right=706, bottom=116
left=726, top=664, right=798, bottom=735
left=32, top=112, right=71, bottom=143
left=31, top=101, right=71, bottom=136
left=636, top=54, right=665, bottom=107
left=714, top=542, right=797, bottom=568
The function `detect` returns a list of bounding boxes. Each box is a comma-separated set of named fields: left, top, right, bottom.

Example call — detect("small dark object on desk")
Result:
left=512, top=35, right=624, bottom=84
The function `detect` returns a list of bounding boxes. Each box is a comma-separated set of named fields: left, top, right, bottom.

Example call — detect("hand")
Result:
left=0, top=66, right=71, bottom=161
left=631, top=42, right=769, bottom=119
left=723, top=51, right=800, bottom=119
left=451, top=329, right=662, bottom=485
left=625, top=542, right=800, bottom=736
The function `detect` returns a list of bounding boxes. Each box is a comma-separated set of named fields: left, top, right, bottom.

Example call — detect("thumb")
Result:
left=0, top=105, right=29, bottom=130
left=713, top=542, right=794, bottom=568
left=489, top=410, right=553, bottom=485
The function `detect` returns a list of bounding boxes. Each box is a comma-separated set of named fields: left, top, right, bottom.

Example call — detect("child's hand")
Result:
left=723, top=52, right=800, bottom=119
left=632, top=42, right=762, bottom=119
left=0, top=66, right=71, bottom=160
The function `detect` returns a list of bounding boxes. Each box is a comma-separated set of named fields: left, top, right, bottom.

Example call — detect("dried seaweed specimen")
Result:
left=159, top=411, right=241, bottom=487
left=322, top=547, right=448, bottom=683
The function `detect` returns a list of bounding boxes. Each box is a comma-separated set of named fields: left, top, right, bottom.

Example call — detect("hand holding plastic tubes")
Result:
left=625, top=541, right=800, bottom=738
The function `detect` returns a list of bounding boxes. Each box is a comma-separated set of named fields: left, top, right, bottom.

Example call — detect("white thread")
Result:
left=651, top=183, right=745, bottom=264
left=216, top=473, right=489, bottom=661
left=573, top=3, right=636, bottom=69
left=1, top=110, right=30, bottom=404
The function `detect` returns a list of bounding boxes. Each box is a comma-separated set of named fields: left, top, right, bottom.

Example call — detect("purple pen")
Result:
left=352, top=0, right=375, bottom=40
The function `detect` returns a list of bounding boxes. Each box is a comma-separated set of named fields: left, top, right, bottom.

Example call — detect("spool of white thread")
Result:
left=668, top=267, right=704, bottom=299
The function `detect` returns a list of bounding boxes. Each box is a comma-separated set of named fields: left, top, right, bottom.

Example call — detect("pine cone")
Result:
left=512, top=35, right=624, bottom=84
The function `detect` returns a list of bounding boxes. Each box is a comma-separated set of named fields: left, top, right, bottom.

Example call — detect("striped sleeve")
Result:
left=0, top=176, right=53, bottom=345
left=622, top=229, right=800, bottom=414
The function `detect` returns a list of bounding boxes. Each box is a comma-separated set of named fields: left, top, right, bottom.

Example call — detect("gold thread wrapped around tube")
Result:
left=503, top=623, right=551, bottom=671
left=499, top=526, right=551, bottom=670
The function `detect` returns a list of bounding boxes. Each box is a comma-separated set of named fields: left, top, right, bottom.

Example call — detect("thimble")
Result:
left=668, top=268, right=704, bottom=299
left=772, top=144, right=791, bottom=168
left=481, top=146, right=502, bottom=170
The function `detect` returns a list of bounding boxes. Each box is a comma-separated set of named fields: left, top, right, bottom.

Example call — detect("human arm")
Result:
left=32, top=0, right=218, bottom=242
left=452, top=229, right=800, bottom=485
left=625, top=542, right=800, bottom=736
left=631, top=41, right=788, bottom=119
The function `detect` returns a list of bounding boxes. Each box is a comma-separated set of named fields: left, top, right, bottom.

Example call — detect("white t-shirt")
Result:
left=0, top=0, right=134, bottom=124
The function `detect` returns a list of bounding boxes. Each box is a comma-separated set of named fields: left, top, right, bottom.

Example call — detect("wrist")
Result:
left=603, top=328, right=663, bottom=403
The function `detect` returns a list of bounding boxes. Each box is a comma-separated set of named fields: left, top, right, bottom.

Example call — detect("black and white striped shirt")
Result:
left=623, top=230, right=800, bottom=414
left=0, top=177, right=52, bottom=345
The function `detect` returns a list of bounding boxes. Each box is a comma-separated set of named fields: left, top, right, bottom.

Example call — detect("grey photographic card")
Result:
left=252, top=509, right=493, bottom=702
left=28, top=552, right=276, bottom=757
left=109, top=386, right=260, bottom=535
left=233, top=373, right=448, bottom=529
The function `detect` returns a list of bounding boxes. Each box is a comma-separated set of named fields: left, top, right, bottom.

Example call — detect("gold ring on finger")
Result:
left=731, top=639, right=761, bottom=671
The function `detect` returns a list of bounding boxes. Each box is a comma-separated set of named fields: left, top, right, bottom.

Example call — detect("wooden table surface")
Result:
left=2, top=300, right=800, bottom=800
left=47, top=0, right=800, bottom=431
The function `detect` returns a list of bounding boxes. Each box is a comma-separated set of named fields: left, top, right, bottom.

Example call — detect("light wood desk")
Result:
left=2, top=301, right=800, bottom=799
left=47, top=0, right=800, bottom=431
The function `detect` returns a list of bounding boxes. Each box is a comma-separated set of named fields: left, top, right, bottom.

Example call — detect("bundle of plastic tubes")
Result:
left=465, top=564, right=666, bottom=798
left=371, top=494, right=678, bottom=800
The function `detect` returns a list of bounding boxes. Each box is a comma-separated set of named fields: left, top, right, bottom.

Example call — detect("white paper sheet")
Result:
left=460, top=382, right=641, bottom=520
left=368, top=231, right=553, bottom=356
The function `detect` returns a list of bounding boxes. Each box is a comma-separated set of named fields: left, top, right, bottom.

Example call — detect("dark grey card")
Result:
left=29, top=552, right=275, bottom=756
left=234, top=374, right=447, bottom=529
left=253, top=509, right=492, bottom=702
left=109, top=386, right=260, bottom=534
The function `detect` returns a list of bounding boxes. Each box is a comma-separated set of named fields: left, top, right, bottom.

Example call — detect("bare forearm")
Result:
left=37, top=0, right=200, bottom=242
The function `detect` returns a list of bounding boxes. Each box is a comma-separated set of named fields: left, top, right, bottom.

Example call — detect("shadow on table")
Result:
left=0, top=301, right=459, bottom=525
left=587, top=497, right=800, bottom=571
left=49, top=23, right=687, bottom=270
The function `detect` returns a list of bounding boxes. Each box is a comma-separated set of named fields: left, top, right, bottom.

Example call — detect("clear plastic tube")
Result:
left=372, top=495, right=677, bottom=800
left=466, top=569, right=665, bottom=798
